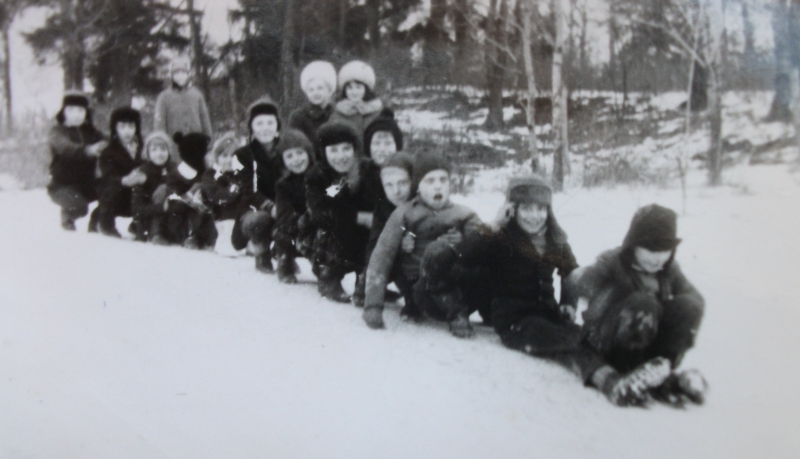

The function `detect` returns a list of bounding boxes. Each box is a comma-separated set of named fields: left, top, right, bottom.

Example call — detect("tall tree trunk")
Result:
left=484, top=0, right=507, bottom=131
left=706, top=0, right=724, bottom=186
left=552, top=0, right=569, bottom=190
left=453, top=0, right=470, bottom=81
left=521, top=0, right=538, bottom=171
left=741, top=1, right=755, bottom=68
left=1, top=24, right=12, bottom=134
left=578, top=0, right=588, bottom=88
left=366, top=0, right=380, bottom=57
left=187, top=0, right=208, bottom=99
left=280, top=0, right=296, bottom=120
left=63, top=36, right=85, bottom=90
left=768, top=0, right=793, bottom=121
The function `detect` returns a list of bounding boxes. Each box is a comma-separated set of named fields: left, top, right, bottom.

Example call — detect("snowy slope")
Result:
left=1, top=164, right=800, bottom=459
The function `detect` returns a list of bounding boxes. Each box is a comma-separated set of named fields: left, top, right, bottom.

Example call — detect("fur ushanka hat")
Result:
left=56, top=90, right=93, bottom=125
left=317, top=120, right=362, bottom=155
left=338, top=60, right=376, bottom=91
left=246, top=97, right=281, bottom=134
left=300, top=61, right=338, bottom=94
left=108, top=107, right=142, bottom=143
left=622, top=204, right=681, bottom=252
left=506, top=175, right=552, bottom=207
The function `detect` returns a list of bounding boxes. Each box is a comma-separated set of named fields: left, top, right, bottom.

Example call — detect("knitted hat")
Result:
left=173, top=131, right=211, bottom=173
left=506, top=175, right=552, bottom=207
left=622, top=204, right=681, bottom=252
left=338, top=60, right=376, bottom=90
left=317, top=120, right=361, bottom=153
left=108, top=107, right=142, bottom=142
left=143, top=131, right=176, bottom=163
left=300, top=61, right=337, bottom=93
left=62, top=90, right=90, bottom=108
left=210, top=132, right=239, bottom=161
left=277, top=128, right=314, bottom=156
left=247, top=97, right=281, bottom=134
left=364, top=110, right=403, bottom=159
left=412, top=151, right=451, bottom=191
left=170, top=55, right=192, bottom=74
left=381, top=152, right=414, bottom=179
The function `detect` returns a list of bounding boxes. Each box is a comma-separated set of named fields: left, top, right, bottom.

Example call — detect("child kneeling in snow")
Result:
left=129, top=132, right=175, bottom=243
left=569, top=204, right=707, bottom=406
left=362, top=152, right=483, bottom=338
left=272, top=129, right=316, bottom=284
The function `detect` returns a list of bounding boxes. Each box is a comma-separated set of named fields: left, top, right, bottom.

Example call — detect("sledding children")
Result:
left=129, top=131, right=175, bottom=243
left=569, top=204, right=707, bottom=406
left=363, top=111, right=403, bottom=167
left=47, top=90, right=107, bottom=231
left=231, top=97, right=285, bottom=272
left=288, top=61, right=337, bottom=153
left=272, top=129, right=316, bottom=284
left=305, top=120, right=384, bottom=302
left=91, top=107, right=145, bottom=237
left=154, top=55, right=213, bottom=138
left=329, top=60, right=384, bottom=136
left=361, top=152, right=483, bottom=338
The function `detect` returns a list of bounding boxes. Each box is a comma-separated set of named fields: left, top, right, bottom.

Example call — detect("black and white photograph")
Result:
left=0, top=0, right=798, bottom=457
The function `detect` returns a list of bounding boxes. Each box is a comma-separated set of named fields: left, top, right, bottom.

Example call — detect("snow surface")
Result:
left=2, top=164, right=800, bottom=459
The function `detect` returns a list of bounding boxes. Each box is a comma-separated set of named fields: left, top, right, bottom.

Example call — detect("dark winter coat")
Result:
left=198, top=167, right=255, bottom=221
left=457, top=218, right=579, bottom=334
left=97, top=140, right=142, bottom=190
left=287, top=102, right=334, bottom=156
left=328, top=99, right=383, bottom=138
left=47, top=123, right=106, bottom=197
left=131, top=162, right=171, bottom=218
left=274, top=172, right=308, bottom=244
left=234, top=139, right=284, bottom=205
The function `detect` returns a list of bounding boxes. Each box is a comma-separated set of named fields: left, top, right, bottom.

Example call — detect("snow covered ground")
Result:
left=2, top=164, right=800, bottom=459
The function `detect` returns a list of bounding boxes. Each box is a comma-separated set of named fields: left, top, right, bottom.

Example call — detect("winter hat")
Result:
left=173, top=131, right=211, bottom=173
left=277, top=128, right=314, bottom=157
left=381, top=152, right=414, bottom=182
left=506, top=175, right=552, bottom=207
left=62, top=89, right=90, bottom=108
left=247, top=97, right=281, bottom=134
left=210, top=132, right=239, bottom=162
left=412, top=151, right=451, bottom=191
left=364, top=109, right=403, bottom=159
left=143, top=131, right=176, bottom=163
left=622, top=204, right=681, bottom=252
left=338, top=60, right=376, bottom=90
left=170, top=55, right=192, bottom=74
left=300, top=61, right=337, bottom=94
left=108, top=106, right=142, bottom=142
left=317, top=120, right=361, bottom=153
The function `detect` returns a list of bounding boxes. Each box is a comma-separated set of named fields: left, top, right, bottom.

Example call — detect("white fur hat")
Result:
left=338, top=60, right=376, bottom=90
left=300, top=61, right=337, bottom=93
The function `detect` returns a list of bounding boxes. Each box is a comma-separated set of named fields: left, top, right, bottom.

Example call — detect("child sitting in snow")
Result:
left=305, top=120, right=384, bottom=302
left=161, top=131, right=211, bottom=247
left=130, top=132, right=175, bottom=244
left=569, top=204, right=707, bottom=406
left=47, top=90, right=107, bottom=231
left=329, top=61, right=384, bottom=136
left=92, top=107, right=145, bottom=237
left=288, top=61, right=337, bottom=153
left=361, top=152, right=483, bottom=338
left=272, top=129, right=316, bottom=284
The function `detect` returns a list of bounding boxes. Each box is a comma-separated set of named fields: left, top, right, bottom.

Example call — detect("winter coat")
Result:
left=234, top=139, right=284, bottom=206
left=571, top=246, right=704, bottom=353
left=47, top=123, right=105, bottom=196
left=287, top=102, right=334, bottom=156
left=131, top=162, right=171, bottom=218
left=97, top=139, right=142, bottom=190
left=456, top=219, right=579, bottom=334
left=364, top=197, right=483, bottom=309
left=153, top=85, right=213, bottom=137
left=198, top=167, right=254, bottom=221
left=328, top=99, right=383, bottom=138
left=274, top=172, right=308, bottom=244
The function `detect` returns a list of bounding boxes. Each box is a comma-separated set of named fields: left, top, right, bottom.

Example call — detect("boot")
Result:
left=277, top=255, right=298, bottom=284
left=99, top=216, right=121, bottom=238
left=61, top=210, right=76, bottom=231
left=448, top=315, right=474, bottom=338
left=600, top=357, right=672, bottom=407
left=87, top=208, right=100, bottom=232
left=150, top=234, right=170, bottom=246
left=651, top=369, right=708, bottom=407
left=399, top=303, right=424, bottom=322
left=318, top=278, right=351, bottom=303
left=183, top=235, right=201, bottom=250
left=255, top=253, right=274, bottom=273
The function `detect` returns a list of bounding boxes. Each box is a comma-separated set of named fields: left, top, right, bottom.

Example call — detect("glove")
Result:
left=362, top=306, right=385, bottom=329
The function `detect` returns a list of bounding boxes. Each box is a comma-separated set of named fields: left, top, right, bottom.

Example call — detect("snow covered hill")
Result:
left=1, top=164, right=799, bottom=459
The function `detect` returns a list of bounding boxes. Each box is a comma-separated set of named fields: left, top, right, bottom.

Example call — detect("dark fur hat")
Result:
left=173, top=131, right=211, bottom=173
left=411, top=151, right=451, bottom=191
left=317, top=120, right=361, bottom=154
left=108, top=107, right=142, bottom=143
left=623, top=204, right=681, bottom=252
left=364, top=109, right=403, bottom=159
left=506, top=175, right=552, bottom=207
left=247, top=97, right=281, bottom=134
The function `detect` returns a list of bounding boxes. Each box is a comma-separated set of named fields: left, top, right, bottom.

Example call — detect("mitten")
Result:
left=362, top=306, right=385, bottom=329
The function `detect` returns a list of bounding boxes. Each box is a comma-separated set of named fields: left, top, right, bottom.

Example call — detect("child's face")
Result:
left=370, top=131, right=397, bottom=166
left=380, top=167, right=411, bottom=207
left=63, top=105, right=87, bottom=126
left=216, top=148, right=236, bottom=172
left=345, top=81, right=366, bottom=102
left=115, top=121, right=137, bottom=143
left=282, top=147, right=310, bottom=175
left=633, top=247, right=672, bottom=273
left=516, top=202, right=548, bottom=235
left=304, top=78, right=332, bottom=106
left=148, top=141, right=170, bottom=166
left=251, top=114, right=279, bottom=145
left=172, top=69, right=189, bottom=87
left=325, top=142, right=356, bottom=173
left=417, top=169, right=450, bottom=210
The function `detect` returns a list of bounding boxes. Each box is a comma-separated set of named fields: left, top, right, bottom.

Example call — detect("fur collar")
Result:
left=335, top=98, right=383, bottom=117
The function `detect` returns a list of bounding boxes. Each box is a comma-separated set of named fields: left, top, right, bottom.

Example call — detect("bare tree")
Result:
left=0, top=0, right=26, bottom=134
left=552, top=0, right=570, bottom=190
left=705, top=0, right=724, bottom=186
left=280, top=0, right=297, bottom=119
left=520, top=0, right=539, bottom=171
left=484, top=0, right=510, bottom=131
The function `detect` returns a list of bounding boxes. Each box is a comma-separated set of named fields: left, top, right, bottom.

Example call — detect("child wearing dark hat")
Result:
left=305, top=120, right=384, bottom=302
left=130, top=131, right=176, bottom=243
left=363, top=111, right=403, bottom=167
left=154, top=55, right=213, bottom=138
left=569, top=204, right=707, bottom=406
left=230, top=97, right=285, bottom=272
left=91, top=107, right=145, bottom=237
left=272, top=129, right=316, bottom=283
left=47, top=90, right=107, bottom=231
left=329, top=61, right=384, bottom=136
left=288, top=61, right=337, bottom=154
left=362, top=151, right=483, bottom=338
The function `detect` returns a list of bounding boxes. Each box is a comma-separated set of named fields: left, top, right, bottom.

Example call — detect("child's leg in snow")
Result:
left=164, top=200, right=194, bottom=244
left=415, top=239, right=470, bottom=321
left=189, top=211, right=218, bottom=249
left=95, top=183, right=132, bottom=234
left=239, top=210, right=275, bottom=271
left=392, top=269, right=421, bottom=319
left=646, top=294, right=704, bottom=368
left=48, top=186, right=91, bottom=228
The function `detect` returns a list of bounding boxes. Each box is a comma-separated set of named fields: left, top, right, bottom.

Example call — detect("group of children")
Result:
left=47, top=57, right=708, bottom=408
